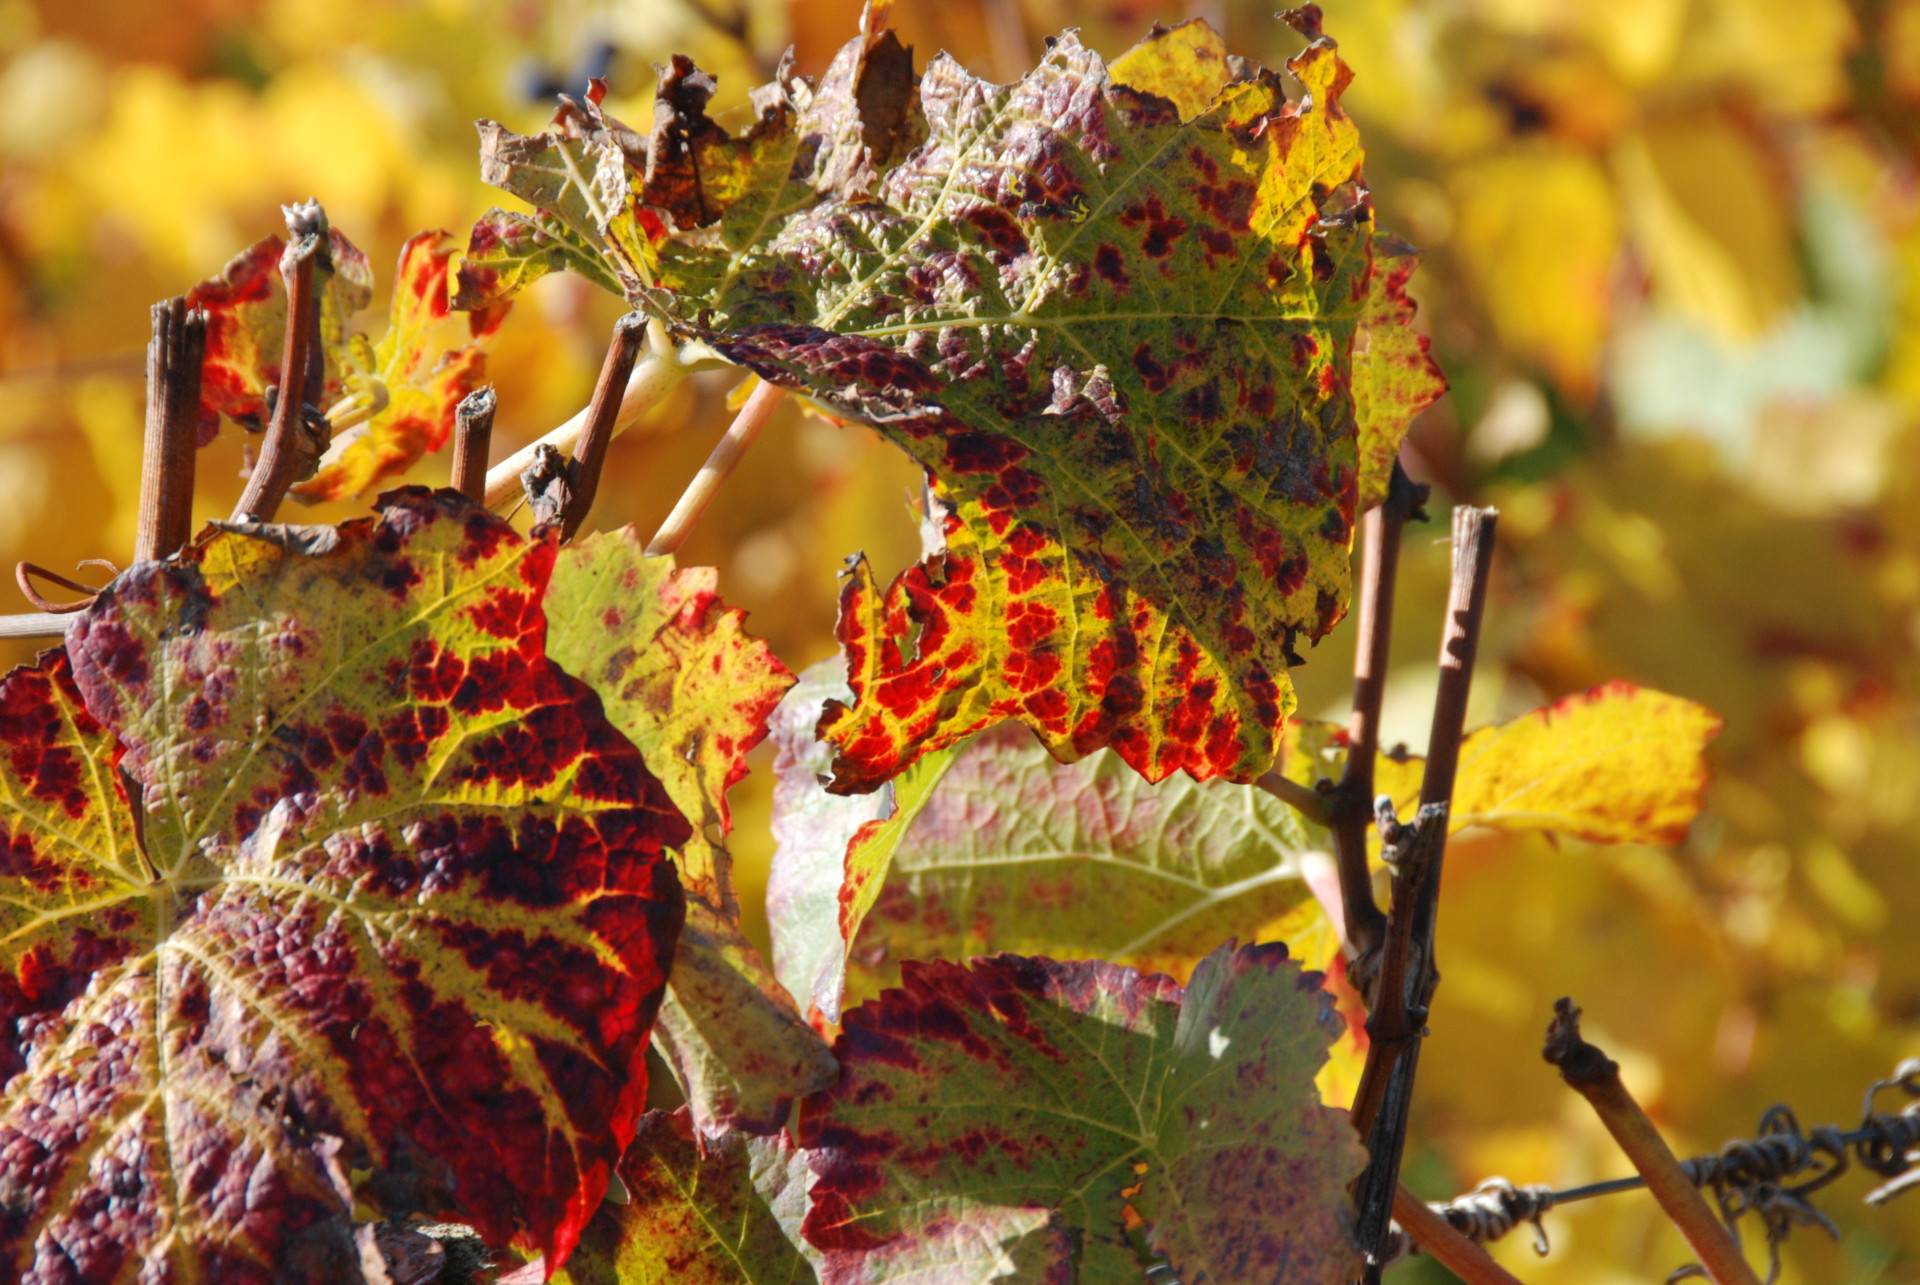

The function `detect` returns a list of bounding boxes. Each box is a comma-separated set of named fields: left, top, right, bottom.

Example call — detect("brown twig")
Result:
left=450, top=386, right=496, bottom=502
left=1349, top=801, right=1447, bottom=1138
left=1391, top=1185, right=1526, bottom=1285
left=232, top=201, right=331, bottom=523
left=1544, top=999, right=1762, bottom=1284
left=557, top=312, right=648, bottom=540
left=483, top=346, right=682, bottom=511
left=135, top=298, right=207, bottom=563
left=1332, top=463, right=1426, bottom=974
left=644, top=378, right=785, bottom=557
left=1349, top=504, right=1498, bottom=1277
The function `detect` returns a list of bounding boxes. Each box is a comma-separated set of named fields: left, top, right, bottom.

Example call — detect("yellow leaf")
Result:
left=1437, top=683, right=1721, bottom=844
left=1450, top=142, right=1618, bottom=396
left=1614, top=112, right=1801, bottom=341
left=1285, top=684, right=1720, bottom=846
left=1107, top=18, right=1231, bottom=119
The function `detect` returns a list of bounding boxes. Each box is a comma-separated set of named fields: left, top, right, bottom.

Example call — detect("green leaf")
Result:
left=801, top=944, right=1364, bottom=1282
left=473, top=91, right=657, bottom=302
left=474, top=15, right=1444, bottom=793
left=553, top=1108, right=818, bottom=1285
left=0, top=490, right=687, bottom=1278
left=544, top=530, right=835, bottom=1135
left=768, top=660, right=1329, bottom=1018
left=453, top=207, right=625, bottom=314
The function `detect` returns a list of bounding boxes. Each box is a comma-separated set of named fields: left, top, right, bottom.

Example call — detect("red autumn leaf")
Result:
left=545, top=530, right=834, bottom=1138
left=186, top=225, right=372, bottom=440
left=0, top=490, right=685, bottom=1280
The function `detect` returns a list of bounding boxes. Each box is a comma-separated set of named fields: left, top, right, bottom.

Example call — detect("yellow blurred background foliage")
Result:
left=1, top=0, right=1917, bottom=1278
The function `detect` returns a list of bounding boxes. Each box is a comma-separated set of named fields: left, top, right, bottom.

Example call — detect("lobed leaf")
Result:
left=0, top=490, right=686, bottom=1279
left=471, top=84, right=658, bottom=303
left=1284, top=683, right=1721, bottom=845
left=472, top=14, right=1445, bottom=793
left=544, top=530, right=834, bottom=1135
left=767, top=659, right=1328, bottom=1019
left=800, top=943, right=1364, bottom=1282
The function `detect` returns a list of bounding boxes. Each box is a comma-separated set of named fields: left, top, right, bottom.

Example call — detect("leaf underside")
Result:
left=0, top=490, right=686, bottom=1280
left=470, top=15, right=1445, bottom=794
left=767, top=658, right=1327, bottom=1021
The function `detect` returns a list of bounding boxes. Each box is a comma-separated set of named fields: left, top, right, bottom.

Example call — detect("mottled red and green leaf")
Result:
left=767, top=660, right=1327, bottom=1018
left=0, top=491, right=685, bottom=1280
left=801, top=944, right=1363, bottom=1282
left=472, top=15, right=1445, bottom=792
left=546, top=531, right=833, bottom=1136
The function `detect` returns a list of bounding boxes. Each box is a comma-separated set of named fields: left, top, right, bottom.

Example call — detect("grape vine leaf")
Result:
left=186, top=226, right=500, bottom=500
left=544, top=530, right=835, bottom=1136
left=1283, top=683, right=1721, bottom=844
left=468, top=13, right=1445, bottom=792
left=469, top=82, right=657, bottom=304
left=544, top=1105, right=1069, bottom=1285
left=549, top=1108, right=818, bottom=1284
left=801, top=943, right=1364, bottom=1282
left=767, top=659, right=1328, bottom=1018
left=0, top=490, right=686, bottom=1280
left=453, top=208, right=624, bottom=315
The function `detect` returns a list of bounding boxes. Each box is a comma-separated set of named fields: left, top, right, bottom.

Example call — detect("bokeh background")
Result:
left=2, top=0, right=1917, bottom=1278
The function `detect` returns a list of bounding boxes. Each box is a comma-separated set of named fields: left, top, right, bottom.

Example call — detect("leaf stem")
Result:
left=1392, top=1185, right=1525, bottom=1285
left=559, top=312, right=649, bottom=540
left=1543, top=999, right=1762, bottom=1285
left=1349, top=503, right=1498, bottom=1276
left=451, top=386, right=496, bottom=502
left=645, top=377, right=785, bottom=557
left=135, top=297, right=207, bottom=563
left=482, top=348, right=685, bottom=511
left=1253, top=769, right=1330, bottom=825
left=232, top=201, right=330, bottom=523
